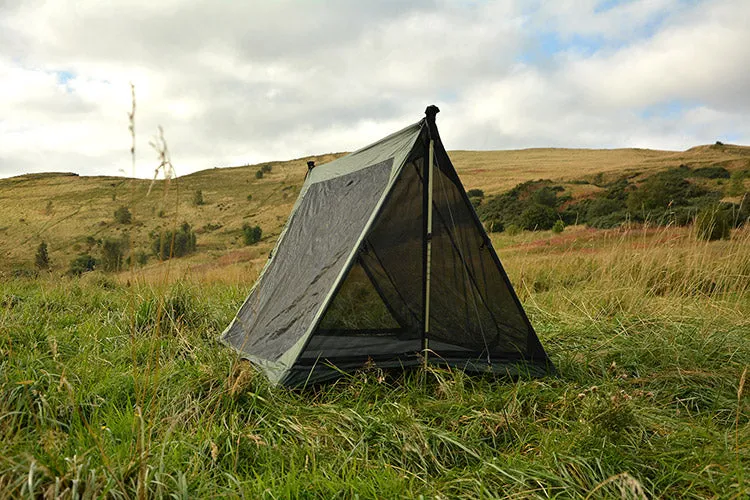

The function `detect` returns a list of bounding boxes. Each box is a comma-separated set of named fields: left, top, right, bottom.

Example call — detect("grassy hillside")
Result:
left=2, top=143, right=749, bottom=278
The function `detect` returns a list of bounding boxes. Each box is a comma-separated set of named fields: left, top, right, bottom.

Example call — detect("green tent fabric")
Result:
left=221, top=106, right=553, bottom=386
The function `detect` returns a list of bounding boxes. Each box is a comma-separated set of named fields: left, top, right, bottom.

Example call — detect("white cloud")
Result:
left=0, top=0, right=749, bottom=178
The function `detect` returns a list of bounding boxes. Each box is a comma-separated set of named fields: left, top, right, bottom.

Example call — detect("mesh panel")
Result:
left=222, top=159, right=394, bottom=362
left=428, top=151, right=530, bottom=359
left=297, top=158, right=425, bottom=364
left=317, top=259, right=400, bottom=333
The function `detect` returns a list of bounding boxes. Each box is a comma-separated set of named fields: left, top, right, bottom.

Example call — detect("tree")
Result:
left=35, top=242, right=50, bottom=270
left=255, top=170, right=264, bottom=179
left=114, top=206, right=132, bottom=224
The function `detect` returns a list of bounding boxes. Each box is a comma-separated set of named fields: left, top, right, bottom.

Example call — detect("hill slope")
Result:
left=1, top=144, right=749, bottom=276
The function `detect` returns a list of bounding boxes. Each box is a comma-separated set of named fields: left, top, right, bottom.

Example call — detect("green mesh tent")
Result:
left=221, top=106, right=553, bottom=386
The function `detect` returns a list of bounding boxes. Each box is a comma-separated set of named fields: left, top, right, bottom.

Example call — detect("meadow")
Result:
left=1, top=145, right=749, bottom=498
left=1, top=223, right=747, bottom=498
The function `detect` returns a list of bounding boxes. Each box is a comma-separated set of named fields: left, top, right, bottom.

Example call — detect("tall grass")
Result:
left=1, top=225, right=748, bottom=497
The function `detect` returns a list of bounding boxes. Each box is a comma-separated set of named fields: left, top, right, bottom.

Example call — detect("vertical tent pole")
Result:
left=423, top=138, right=434, bottom=365
left=422, top=105, right=439, bottom=368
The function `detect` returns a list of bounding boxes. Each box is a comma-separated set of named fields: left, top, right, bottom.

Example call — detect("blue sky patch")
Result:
left=56, top=70, right=75, bottom=85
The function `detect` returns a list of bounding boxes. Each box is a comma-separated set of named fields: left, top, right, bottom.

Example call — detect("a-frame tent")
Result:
left=221, top=106, right=553, bottom=386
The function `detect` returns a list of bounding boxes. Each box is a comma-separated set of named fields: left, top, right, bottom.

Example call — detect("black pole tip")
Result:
left=425, top=105, right=440, bottom=122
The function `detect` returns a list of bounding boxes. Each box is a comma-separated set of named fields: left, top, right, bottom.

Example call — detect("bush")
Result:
left=101, top=238, right=126, bottom=272
left=467, top=189, right=484, bottom=199
left=693, top=166, right=730, bottom=179
left=505, top=224, right=521, bottom=236
left=255, top=170, right=264, bottom=179
left=726, top=170, right=746, bottom=197
left=261, top=164, right=273, bottom=173
left=519, top=204, right=557, bottom=231
left=487, top=220, right=504, bottom=233
left=152, top=222, right=197, bottom=260
left=627, top=170, right=706, bottom=214
left=193, top=189, right=205, bottom=206
left=35, top=241, right=50, bottom=270
left=552, top=220, right=565, bottom=233
left=531, top=187, right=558, bottom=207
left=695, top=206, right=732, bottom=241
left=134, top=251, right=149, bottom=266
left=586, top=198, right=624, bottom=220
left=242, top=224, right=263, bottom=245
left=114, top=206, right=132, bottom=224
left=68, top=254, right=97, bottom=276
left=247, top=194, right=253, bottom=201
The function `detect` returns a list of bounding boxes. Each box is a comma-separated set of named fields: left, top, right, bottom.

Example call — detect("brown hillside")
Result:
left=1, top=144, right=748, bottom=277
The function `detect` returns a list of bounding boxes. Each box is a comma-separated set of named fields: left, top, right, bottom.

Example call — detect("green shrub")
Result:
left=247, top=194, right=253, bottom=201
left=695, top=206, right=732, bottom=241
left=467, top=189, right=484, bottom=199
left=586, top=198, right=624, bottom=220
left=242, top=224, right=263, bottom=245
left=113, top=206, right=132, bottom=224
left=726, top=170, right=746, bottom=197
left=134, top=250, right=149, bottom=266
left=627, top=171, right=706, bottom=214
left=487, top=220, right=504, bottom=233
left=505, top=224, right=521, bottom=236
left=152, top=222, right=197, bottom=260
left=35, top=241, right=50, bottom=270
left=693, top=166, right=730, bottom=179
left=519, top=204, right=557, bottom=231
left=193, top=189, right=205, bottom=206
left=101, top=238, right=126, bottom=272
left=531, top=187, right=558, bottom=207
left=261, top=164, right=273, bottom=173
left=255, top=170, right=264, bottom=179
left=552, top=220, right=565, bottom=233
left=68, top=254, right=97, bottom=276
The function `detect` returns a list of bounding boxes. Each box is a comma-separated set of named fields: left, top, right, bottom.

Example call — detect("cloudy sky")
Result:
left=1, top=0, right=749, bottom=179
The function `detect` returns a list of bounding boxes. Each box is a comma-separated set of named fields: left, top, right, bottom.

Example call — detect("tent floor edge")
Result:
left=281, top=355, right=555, bottom=387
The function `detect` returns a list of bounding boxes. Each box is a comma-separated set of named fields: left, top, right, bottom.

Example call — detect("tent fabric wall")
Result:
left=221, top=110, right=553, bottom=386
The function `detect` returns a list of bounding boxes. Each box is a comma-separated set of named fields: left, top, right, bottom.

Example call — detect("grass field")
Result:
left=1, top=145, right=749, bottom=498
left=1, top=223, right=748, bottom=498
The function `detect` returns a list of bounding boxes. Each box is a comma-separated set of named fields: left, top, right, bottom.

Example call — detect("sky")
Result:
left=1, top=0, right=749, bottom=179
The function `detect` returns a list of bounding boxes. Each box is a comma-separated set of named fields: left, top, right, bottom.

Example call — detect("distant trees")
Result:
left=151, top=222, right=197, bottom=260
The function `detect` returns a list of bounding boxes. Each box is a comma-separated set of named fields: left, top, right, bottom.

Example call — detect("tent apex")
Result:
left=424, top=105, right=440, bottom=123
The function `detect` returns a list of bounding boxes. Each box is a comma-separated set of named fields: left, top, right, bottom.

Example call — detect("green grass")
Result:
left=1, top=259, right=747, bottom=498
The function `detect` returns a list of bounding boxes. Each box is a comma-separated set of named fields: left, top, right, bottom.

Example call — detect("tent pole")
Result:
left=423, top=138, right=434, bottom=367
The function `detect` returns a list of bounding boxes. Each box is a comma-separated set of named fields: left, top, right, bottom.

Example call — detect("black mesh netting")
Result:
left=222, top=158, right=394, bottom=362
left=299, top=158, right=425, bottom=364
